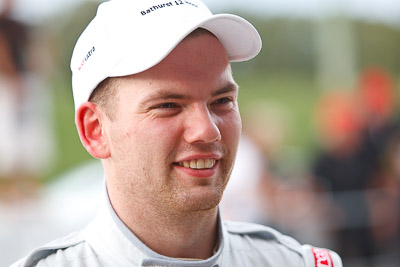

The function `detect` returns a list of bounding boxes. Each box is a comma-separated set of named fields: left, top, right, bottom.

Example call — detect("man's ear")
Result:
left=75, top=102, right=111, bottom=159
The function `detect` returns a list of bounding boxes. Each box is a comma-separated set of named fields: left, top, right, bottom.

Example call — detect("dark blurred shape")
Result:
left=312, top=89, right=375, bottom=266
left=0, top=0, right=31, bottom=199
left=0, top=0, right=28, bottom=84
left=0, top=0, right=54, bottom=201
left=356, top=67, right=399, bottom=164
left=357, top=67, right=400, bottom=266
left=311, top=66, right=400, bottom=266
left=367, top=130, right=400, bottom=266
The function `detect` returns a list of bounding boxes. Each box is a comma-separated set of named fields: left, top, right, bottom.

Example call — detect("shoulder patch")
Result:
left=302, top=245, right=343, bottom=267
left=311, top=247, right=334, bottom=267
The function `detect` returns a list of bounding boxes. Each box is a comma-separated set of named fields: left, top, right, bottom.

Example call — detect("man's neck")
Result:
left=108, top=190, right=220, bottom=260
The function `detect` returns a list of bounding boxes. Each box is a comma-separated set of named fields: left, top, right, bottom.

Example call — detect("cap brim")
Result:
left=108, top=13, right=261, bottom=78
left=200, top=14, right=262, bottom=62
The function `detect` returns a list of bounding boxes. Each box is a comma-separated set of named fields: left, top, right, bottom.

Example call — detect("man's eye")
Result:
left=214, top=97, right=233, bottom=105
left=156, top=103, right=178, bottom=109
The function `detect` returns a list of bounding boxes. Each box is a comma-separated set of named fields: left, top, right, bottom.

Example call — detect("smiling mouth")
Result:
left=174, top=159, right=217, bottom=170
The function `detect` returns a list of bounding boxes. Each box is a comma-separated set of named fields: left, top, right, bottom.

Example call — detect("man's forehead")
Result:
left=141, top=81, right=239, bottom=100
left=152, top=34, right=229, bottom=74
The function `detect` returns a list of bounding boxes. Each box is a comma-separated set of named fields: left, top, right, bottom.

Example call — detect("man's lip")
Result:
left=173, top=160, right=220, bottom=178
left=174, top=154, right=222, bottom=163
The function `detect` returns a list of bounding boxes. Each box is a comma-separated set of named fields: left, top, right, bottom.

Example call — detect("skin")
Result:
left=76, top=32, right=242, bottom=259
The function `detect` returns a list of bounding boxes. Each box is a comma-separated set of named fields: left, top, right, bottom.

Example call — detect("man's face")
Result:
left=104, top=33, right=241, bottom=213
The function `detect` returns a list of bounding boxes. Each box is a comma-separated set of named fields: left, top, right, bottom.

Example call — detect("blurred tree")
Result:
left=355, top=21, right=400, bottom=75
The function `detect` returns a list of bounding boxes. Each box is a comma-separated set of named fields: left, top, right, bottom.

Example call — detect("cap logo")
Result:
left=78, top=46, right=96, bottom=71
left=140, top=1, right=198, bottom=16
left=312, top=248, right=334, bottom=267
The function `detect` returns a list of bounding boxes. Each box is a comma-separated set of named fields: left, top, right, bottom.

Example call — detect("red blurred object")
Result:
left=358, top=67, right=396, bottom=120
left=316, top=91, right=364, bottom=137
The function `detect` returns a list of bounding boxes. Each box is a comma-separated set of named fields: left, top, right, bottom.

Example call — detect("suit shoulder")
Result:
left=224, top=221, right=301, bottom=249
left=223, top=221, right=342, bottom=267
left=9, top=232, right=91, bottom=267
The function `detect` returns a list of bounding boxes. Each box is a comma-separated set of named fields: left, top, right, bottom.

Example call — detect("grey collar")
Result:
left=104, top=186, right=225, bottom=267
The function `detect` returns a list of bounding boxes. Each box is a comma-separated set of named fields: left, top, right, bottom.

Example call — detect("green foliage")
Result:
left=355, top=21, right=400, bottom=73
left=233, top=15, right=400, bottom=76
left=250, top=18, right=316, bottom=73
left=234, top=70, right=320, bottom=170
left=43, top=81, right=93, bottom=183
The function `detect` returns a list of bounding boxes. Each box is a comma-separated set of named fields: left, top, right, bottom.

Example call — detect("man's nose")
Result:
left=183, top=105, right=221, bottom=144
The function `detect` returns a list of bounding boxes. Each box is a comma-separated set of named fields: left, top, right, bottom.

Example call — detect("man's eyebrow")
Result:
left=211, top=82, right=239, bottom=97
left=139, top=82, right=239, bottom=106
left=138, top=90, right=189, bottom=107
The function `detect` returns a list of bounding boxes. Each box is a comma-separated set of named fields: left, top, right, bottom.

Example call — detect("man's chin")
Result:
left=170, top=190, right=223, bottom=213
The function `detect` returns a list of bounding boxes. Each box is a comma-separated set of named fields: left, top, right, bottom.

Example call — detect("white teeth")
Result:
left=190, top=160, right=197, bottom=168
left=197, top=159, right=205, bottom=169
left=178, top=159, right=216, bottom=169
left=204, top=159, right=214, bottom=168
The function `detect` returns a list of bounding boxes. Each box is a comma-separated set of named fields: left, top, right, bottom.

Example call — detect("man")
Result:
left=12, top=0, right=342, bottom=266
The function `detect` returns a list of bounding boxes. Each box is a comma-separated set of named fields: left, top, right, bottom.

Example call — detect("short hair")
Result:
left=89, top=77, right=118, bottom=120
left=89, top=28, right=213, bottom=119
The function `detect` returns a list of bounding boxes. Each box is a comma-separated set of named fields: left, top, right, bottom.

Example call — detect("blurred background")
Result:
left=1, top=0, right=400, bottom=266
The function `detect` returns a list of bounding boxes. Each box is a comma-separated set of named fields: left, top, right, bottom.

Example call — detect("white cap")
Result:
left=70, top=0, right=262, bottom=110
